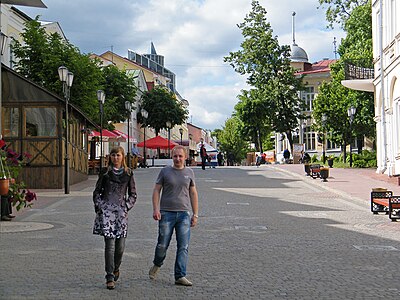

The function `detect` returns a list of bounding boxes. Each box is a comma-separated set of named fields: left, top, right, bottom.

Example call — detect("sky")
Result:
left=19, top=0, right=345, bottom=131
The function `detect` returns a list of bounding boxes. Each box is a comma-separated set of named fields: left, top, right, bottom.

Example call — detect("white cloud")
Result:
left=18, top=0, right=344, bottom=130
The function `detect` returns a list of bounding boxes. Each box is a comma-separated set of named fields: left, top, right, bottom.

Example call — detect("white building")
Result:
left=343, top=0, right=400, bottom=177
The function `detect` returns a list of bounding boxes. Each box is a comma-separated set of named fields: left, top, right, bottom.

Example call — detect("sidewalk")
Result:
left=270, top=163, right=400, bottom=203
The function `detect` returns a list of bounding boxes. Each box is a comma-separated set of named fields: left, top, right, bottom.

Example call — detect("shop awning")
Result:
left=89, top=129, right=126, bottom=142
left=113, top=129, right=135, bottom=143
left=137, top=135, right=178, bottom=149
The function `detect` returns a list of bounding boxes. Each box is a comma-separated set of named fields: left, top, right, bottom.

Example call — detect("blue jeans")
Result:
left=153, top=211, right=191, bottom=280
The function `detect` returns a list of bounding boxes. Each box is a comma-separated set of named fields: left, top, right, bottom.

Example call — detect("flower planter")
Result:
left=0, top=178, right=10, bottom=195
left=320, top=168, right=329, bottom=182
left=327, top=158, right=334, bottom=168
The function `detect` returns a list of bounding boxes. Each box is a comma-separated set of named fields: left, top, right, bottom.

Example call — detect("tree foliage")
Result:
left=313, top=1, right=374, bottom=157
left=137, top=87, right=188, bottom=136
left=224, top=0, right=305, bottom=152
left=102, top=65, right=137, bottom=125
left=318, top=0, right=369, bottom=29
left=12, top=18, right=137, bottom=128
left=216, top=116, right=248, bottom=164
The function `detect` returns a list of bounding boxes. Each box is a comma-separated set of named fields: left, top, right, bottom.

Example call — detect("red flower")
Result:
left=25, top=190, right=37, bottom=202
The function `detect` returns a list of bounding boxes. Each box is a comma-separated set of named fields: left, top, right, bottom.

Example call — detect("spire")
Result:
left=150, top=42, right=157, bottom=55
left=292, top=11, right=296, bottom=45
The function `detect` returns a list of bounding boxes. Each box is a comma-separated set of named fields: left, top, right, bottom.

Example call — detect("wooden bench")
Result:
left=370, top=190, right=400, bottom=221
left=310, top=164, right=321, bottom=179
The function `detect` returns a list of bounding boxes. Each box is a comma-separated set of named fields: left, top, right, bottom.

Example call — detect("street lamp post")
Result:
left=141, top=109, right=148, bottom=166
left=58, top=66, right=74, bottom=194
left=347, top=106, right=356, bottom=168
left=179, top=128, right=183, bottom=145
left=125, top=101, right=132, bottom=167
left=166, top=121, right=171, bottom=158
left=97, top=90, right=105, bottom=169
left=321, top=113, right=327, bottom=164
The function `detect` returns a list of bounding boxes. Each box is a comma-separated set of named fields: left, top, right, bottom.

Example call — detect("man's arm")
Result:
left=152, top=183, right=162, bottom=220
left=189, top=185, right=199, bottom=227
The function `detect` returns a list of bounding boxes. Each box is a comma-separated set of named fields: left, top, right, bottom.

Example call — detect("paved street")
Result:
left=1, top=165, right=400, bottom=299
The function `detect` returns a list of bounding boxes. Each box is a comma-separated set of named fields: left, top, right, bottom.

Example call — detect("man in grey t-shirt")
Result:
left=149, top=145, right=199, bottom=286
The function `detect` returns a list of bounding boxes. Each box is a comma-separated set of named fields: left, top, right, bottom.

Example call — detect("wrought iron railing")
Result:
left=344, top=59, right=374, bottom=80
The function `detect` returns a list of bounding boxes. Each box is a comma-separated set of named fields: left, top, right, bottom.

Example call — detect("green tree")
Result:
left=224, top=0, right=305, bottom=152
left=101, top=65, right=137, bottom=127
left=12, top=18, right=103, bottom=122
left=137, top=86, right=187, bottom=136
left=217, top=116, right=248, bottom=164
left=234, top=89, right=271, bottom=152
left=12, top=18, right=137, bottom=127
left=318, top=0, right=369, bottom=29
left=313, top=1, right=374, bottom=159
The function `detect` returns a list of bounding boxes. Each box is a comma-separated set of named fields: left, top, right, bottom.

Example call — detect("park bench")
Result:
left=370, top=189, right=400, bottom=221
left=310, top=164, right=321, bottom=179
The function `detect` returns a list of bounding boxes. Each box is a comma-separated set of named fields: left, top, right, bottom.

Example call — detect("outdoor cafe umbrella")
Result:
left=137, top=135, right=178, bottom=149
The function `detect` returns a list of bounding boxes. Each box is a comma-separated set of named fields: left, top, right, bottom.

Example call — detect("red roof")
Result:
left=295, top=59, right=337, bottom=75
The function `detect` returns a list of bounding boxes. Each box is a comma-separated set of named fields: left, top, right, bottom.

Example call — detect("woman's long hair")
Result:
left=107, top=146, right=129, bottom=171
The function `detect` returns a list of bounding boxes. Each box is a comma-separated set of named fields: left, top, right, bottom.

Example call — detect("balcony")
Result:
left=344, top=59, right=374, bottom=80
left=342, top=59, right=374, bottom=92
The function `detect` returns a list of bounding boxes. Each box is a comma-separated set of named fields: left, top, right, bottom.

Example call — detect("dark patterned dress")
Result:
left=93, top=168, right=137, bottom=238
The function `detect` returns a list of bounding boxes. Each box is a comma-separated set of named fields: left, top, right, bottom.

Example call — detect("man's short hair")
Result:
left=171, top=145, right=186, bottom=157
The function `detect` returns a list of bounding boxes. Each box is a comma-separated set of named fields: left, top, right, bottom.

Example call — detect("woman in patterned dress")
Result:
left=93, top=146, right=137, bottom=290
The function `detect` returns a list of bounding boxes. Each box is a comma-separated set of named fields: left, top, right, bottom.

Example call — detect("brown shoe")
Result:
left=113, top=270, right=120, bottom=282
left=106, top=281, right=115, bottom=290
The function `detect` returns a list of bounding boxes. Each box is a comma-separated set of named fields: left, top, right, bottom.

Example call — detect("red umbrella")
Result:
left=137, top=136, right=178, bottom=149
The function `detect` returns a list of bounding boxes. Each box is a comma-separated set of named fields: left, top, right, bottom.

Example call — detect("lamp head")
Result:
left=97, top=90, right=105, bottom=104
left=58, top=66, right=68, bottom=82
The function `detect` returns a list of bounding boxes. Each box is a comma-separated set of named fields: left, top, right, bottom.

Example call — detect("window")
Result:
left=2, top=107, right=19, bottom=137
left=301, top=87, right=315, bottom=111
left=304, top=126, right=316, bottom=150
left=25, top=107, right=57, bottom=137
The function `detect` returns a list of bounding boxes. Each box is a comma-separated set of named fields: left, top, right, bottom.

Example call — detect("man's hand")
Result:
left=191, top=215, right=198, bottom=227
left=153, top=210, right=161, bottom=221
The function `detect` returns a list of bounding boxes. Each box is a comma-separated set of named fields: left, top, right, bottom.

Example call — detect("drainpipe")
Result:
left=379, top=0, right=387, bottom=173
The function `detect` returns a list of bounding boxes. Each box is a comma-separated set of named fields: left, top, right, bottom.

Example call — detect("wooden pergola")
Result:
left=1, top=65, right=96, bottom=189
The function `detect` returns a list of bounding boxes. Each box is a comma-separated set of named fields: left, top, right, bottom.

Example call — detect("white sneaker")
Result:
left=175, top=277, right=193, bottom=286
left=149, top=265, right=160, bottom=280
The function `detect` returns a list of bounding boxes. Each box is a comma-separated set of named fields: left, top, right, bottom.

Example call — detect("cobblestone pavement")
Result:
left=1, top=166, right=400, bottom=299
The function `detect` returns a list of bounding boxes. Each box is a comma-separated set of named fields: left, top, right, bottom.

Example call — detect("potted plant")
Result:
left=327, top=156, right=334, bottom=168
left=0, top=154, right=10, bottom=195
left=320, top=167, right=329, bottom=182
left=0, top=147, right=37, bottom=210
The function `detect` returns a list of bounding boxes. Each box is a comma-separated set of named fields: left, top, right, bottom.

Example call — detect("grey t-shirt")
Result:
left=155, top=166, right=195, bottom=212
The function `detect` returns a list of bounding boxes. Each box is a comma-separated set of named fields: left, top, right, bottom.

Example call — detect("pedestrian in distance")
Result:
left=283, top=149, right=291, bottom=164
left=200, top=143, right=207, bottom=170
left=217, top=151, right=224, bottom=166
left=92, top=146, right=137, bottom=290
left=149, top=145, right=199, bottom=286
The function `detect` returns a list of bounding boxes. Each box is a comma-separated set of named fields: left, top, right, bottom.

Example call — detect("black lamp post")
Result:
left=321, top=113, right=327, bottom=164
left=125, top=101, right=132, bottom=167
left=166, top=121, right=171, bottom=158
left=58, top=66, right=74, bottom=194
left=97, top=90, right=105, bottom=169
left=347, top=106, right=356, bottom=168
left=141, top=108, right=148, bottom=166
left=179, top=128, right=183, bottom=145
